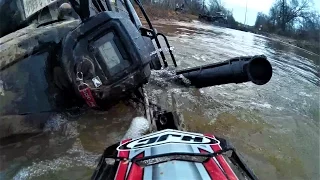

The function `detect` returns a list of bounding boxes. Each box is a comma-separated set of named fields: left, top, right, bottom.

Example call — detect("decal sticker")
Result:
left=23, top=0, right=57, bottom=18
left=115, top=139, right=131, bottom=180
left=92, top=76, right=102, bottom=88
left=205, top=134, right=238, bottom=179
left=0, top=80, right=4, bottom=96
left=127, top=153, right=144, bottom=180
left=199, top=149, right=226, bottom=179
left=117, top=129, right=219, bottom=151
left=150, top=47, right=174, bottom=56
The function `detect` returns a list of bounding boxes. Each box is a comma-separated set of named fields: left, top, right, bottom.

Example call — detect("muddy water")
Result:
left=148, top=20, right=320, bottom=180
left=1, top=20, right=319, bottom=180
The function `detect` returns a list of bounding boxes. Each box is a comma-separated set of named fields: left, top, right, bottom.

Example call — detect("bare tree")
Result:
left=270, top=0, right=311, bottom=32
left=254, top=0, right=319, bottom=44
left=297, top=10, right=320, bottom=40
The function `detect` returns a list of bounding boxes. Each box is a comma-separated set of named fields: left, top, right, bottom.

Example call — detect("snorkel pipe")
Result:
left=176, top=55, right=272, bottom=88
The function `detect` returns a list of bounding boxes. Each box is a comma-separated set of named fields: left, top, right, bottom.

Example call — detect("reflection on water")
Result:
left=1, top=20, right=319, bottom=180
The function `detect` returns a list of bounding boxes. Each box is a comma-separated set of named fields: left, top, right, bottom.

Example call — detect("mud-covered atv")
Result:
left=0, top=0, right=162, bottom=116
left=0, top=0, right=162, bottom=138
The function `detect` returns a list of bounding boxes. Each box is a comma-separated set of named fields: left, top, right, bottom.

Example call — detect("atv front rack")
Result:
left=134, top=0, right=177, bottom=68
left=139, top=27, right=177, bottom=67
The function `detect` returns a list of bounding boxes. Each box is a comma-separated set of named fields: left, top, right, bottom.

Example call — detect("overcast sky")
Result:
left=221, top=0, right=320, bottom=26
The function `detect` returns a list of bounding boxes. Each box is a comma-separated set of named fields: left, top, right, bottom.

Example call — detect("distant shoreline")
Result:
left=137, top=6, right=320, bottom=56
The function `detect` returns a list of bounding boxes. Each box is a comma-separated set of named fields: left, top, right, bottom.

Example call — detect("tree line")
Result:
left=139, top=0, right=238, bottom=27
left=139, top=0, right=319, bottom=42
left=255, top=0, right=320, bottom=41
left=139, top=0, right=224, bottom=15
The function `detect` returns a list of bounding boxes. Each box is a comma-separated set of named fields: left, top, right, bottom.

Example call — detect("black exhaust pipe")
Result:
left=176, top=55, right=272, bottom=88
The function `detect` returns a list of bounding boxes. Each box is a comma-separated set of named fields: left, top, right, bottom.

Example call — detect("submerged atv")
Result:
left=0, top=1, right=272, bottom=178
left=0, top=0, right=271, bottom=138
left=0, top=0, right=162, bottom=138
